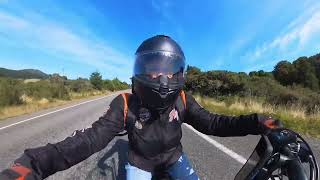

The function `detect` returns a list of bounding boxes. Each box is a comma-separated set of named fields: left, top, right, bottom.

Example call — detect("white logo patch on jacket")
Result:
left=169, top=108, right=179, bottom=122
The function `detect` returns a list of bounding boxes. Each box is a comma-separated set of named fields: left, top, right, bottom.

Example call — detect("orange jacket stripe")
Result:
left=121, top=93, right=129, bottom=127
left=180, top=90, right=187, bottom=109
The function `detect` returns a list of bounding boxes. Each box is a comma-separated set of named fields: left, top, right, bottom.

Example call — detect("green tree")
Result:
left=293, top=57, right=319, bottom=90
left=249, top=70, right=273, bottom=78
left=273, top=61, right=297, bottom=86
left=309, top=54, right=320, bottom=81
left=185, top=66, right=202, bottom=92
left=90, top=71, right=103, bottom=90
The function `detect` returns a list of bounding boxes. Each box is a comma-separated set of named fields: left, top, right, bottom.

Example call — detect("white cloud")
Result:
left=0, top=10, right=133, bottom=80
left=151, top=0, right=161, bottom=12
left=150, top=0, right=184, bottom=39
left=299, top=12, right=320, bottom=45
left=0, top=11, right=28, bottom=29
left=151, top=0, right=174, bottom=24
left=243, top=3, right=320, bottom=63
left=244, top=60, right=279, bottom=73
left=210, top=57, right=225, bottom=70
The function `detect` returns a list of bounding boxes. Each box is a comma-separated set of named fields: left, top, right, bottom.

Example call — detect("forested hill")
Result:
left=0, top=68, right=49, bottom=79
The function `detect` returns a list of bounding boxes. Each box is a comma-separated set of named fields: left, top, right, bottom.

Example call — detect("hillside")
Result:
left=0, top=68, right=49, bottom=79
left=185, top=53, right=320, bottom=136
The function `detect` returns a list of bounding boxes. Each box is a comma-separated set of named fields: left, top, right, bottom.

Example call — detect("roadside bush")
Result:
left=0, top=78, right=23, bottom=106
left=185, top=66, right=248, bottom=97
left=111, top=78, right=129, bottom=90
left=246, top=77, right=278, bottom=95
left=267, top=90, right=300, bottom=106
left=103, top=79, right=115, bottom=91
left=69, top=78, right=93, bottom=93
left=103, top=78, right=129, bottom=91
left=23, top=80, right=70, bottom=100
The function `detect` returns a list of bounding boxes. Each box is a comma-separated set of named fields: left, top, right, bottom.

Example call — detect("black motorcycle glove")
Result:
left=0, top=155, right=41, bottom=180
left=258, top=115, right=283, bottom=134
left=0, top=164, right=32, bottom=180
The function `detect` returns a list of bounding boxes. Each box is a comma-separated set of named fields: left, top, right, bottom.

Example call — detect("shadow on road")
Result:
left=86, top=139, right=128, bottom=180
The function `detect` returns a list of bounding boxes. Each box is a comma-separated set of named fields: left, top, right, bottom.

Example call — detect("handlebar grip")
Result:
left=283, top=147, right=308, bottom=180
left=286, top=159, right=308, bottom=180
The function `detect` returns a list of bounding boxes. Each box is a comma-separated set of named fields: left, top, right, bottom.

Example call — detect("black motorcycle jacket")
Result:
left=2, top=92, right=267, bottom=179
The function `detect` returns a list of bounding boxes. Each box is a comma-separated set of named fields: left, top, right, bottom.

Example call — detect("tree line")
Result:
left=0, top=71, right=129, bottom=107
left=273, top=54, right=320, bottom=90
left=184, top=53, right=320, bottom=113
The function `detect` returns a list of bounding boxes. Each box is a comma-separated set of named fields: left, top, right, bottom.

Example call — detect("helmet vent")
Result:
left=159, top=85, right=169, bottom=98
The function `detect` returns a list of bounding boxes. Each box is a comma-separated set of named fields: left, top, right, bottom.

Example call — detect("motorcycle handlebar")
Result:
left=282, top=146, right=308, bottom=180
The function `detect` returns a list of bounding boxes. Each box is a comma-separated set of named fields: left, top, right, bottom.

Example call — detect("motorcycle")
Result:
left=235, top=128, right=319, bottom=180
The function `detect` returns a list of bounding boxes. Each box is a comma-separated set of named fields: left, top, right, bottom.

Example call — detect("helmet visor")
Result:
left=134, top=51, right=185, bottom=76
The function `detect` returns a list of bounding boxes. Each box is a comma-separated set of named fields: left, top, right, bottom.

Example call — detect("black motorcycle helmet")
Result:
left=132, top=35, right=186, bottom=111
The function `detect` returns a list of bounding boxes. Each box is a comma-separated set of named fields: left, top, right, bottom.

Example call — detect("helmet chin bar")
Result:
left=134, top=75, right=183, bottom=93
left=159, top=85, right=169, bottom=98
left=133, top=77, right=182, bottom=111
left=150, top=88, right=179, bottom=111
left=153, top=86, right=178, bottom=99
left=159, top=75, right=169, bottom=98
left=144, top=74, right=181, bottom=100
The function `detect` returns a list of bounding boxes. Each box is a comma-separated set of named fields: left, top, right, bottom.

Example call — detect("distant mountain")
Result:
left=0, top=68, right=49, bottom=79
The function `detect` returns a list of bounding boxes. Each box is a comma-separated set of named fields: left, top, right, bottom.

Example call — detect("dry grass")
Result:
left=194, top=95, right=320, bottom=138
left=69, top=90, right=111, bottom=99
left=23, top=79, right=41, bottom=83
left=0, top=99, right=67, bottom=120
left=0, top=90, right=112, bottom=120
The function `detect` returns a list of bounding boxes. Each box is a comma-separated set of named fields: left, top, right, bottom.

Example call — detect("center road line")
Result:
left=184, top=124, right=247, bottom=164
left=0, top=94, right=116, bottom=131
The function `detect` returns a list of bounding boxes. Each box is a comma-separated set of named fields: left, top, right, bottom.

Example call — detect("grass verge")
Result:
left=194, top=95, right=320, bottom=138
left=0, top=90, right=112, bottom=120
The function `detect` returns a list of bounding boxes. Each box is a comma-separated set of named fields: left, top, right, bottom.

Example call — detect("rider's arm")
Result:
left=3, top=95, right=125, bottom=179
left=184, top=93, right=266, bottom=136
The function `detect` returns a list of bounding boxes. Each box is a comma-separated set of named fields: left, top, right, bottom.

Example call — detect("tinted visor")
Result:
left=134, top=51, right=185, bottom=76
left=135, top=72, right=185, bottom=90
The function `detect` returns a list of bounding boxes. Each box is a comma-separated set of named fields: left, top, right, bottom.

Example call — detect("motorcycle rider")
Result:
left=0, top=35, right=281, bottom=180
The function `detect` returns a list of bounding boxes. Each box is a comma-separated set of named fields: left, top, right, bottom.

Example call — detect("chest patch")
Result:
left=169, top=108, right=179, bottom=122
left=135, top=121, right=143, bottom=129
left=138, top=108, right=151, bottom=122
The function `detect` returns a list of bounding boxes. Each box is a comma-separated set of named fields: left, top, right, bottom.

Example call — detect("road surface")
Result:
left=0, top=91, right=319, bottom=179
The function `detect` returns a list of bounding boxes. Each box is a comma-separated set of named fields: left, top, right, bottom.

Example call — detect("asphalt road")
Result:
left=0, top=91, right=319, bottom=180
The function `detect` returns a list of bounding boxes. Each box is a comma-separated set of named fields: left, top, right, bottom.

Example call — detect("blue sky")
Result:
left=0, top=0, right=320, bottom=82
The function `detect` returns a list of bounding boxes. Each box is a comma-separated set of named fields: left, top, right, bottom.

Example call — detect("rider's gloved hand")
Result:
left=0, top=155, right=41, bottom=180
left=258, top=115, right=283, bottom=134
left=0, top=164, right=33, bottom=180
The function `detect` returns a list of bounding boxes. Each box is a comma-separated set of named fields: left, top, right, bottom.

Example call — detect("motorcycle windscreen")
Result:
left=234, top=136, right=273, bottom=180
left=133, top=52, right=185, bottom=76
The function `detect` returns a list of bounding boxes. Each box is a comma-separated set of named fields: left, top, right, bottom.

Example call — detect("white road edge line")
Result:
left=0, top=94, right=116, bottom=131
left=184, top=124, right=247, bottom=164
